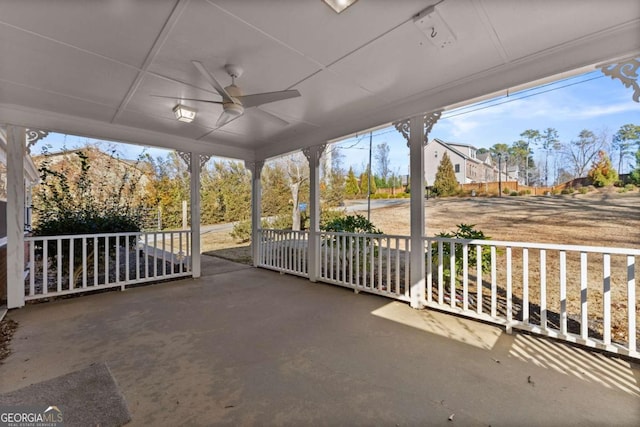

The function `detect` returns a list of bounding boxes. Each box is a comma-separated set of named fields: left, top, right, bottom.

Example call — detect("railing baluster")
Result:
left=105, top=236, right=111, bottom=284
left=491, top=246, right=497, bottom=318
left=29, top=240, right=35, bottom=296
left=57, top=238, right=62, bottom=292
left=43, top=241, right=48, bottom=295
left=603, top=253, right=611, bottom=346
left=559, top=250, right=567, bottom=336
left=627, top=255, right=636, bottom=353
left=449, top=241, right=456, bottom=308
left=395, top=237, right=400, bottom=295
left=540, top=249, right=547, bottom=330
left=144, top=234, right=149, bottom=279
left=437, top=241, right=444, bottom=304
left=462, top=243, right=469, bottom=311
left=116, top=235, right=121, bottom=283
left=82, top=237, right=87, bottom=288
left=378, top=237, right=383, bottom=291
left=476, top=245, right=482, bottom=314
left=404, top=238, right=410, bottom=298
left=370, top=236, right=375, bottom=289
left=153, top=233, right=158, bottom=278
left=355, top=236, right=361, bottom=288
left=522, top=248, right=529, bottom=324
left=580, top=252, right=588, bottom=340
left=170, top=232, right=174, bottom=275
left=426, top=239, right=433, bottom=302
left=94, top=236, right=98, bottom=286
left=506, top=247, right=512, bottom=323
left=69, top=238, right=74, bottom=290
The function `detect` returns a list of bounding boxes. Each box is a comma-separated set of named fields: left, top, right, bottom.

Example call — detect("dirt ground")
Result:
left=204, top=188, right=639, bottom=255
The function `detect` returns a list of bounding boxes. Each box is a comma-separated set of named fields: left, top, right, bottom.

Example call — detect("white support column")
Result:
left=408, top=116, right=425, bottom=308
left=248, top=161, right=264, bottom=267
left=6, top=126, right=26, bottom=308
left=304, top=144, right=326, bottom=282
left=394, top=111, right=441, bottom=309
left=190, top=152, right=201, bottom=278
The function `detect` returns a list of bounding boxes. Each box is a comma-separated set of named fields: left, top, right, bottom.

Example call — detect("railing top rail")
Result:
left=320, top=231, right=409, bottom=240
left=261, top=228, right=309, bottom=234
left=26, top=229, right=192, bottom=241
left=424, top=236, right=640, bottom=256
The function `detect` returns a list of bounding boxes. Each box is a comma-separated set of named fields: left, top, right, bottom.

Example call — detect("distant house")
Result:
left=425, top=139, right=519, bottom=185
left=425, top=139, right=492, bottom=185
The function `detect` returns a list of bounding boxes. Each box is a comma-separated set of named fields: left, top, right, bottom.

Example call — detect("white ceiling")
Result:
left=1, top=0, right=638, bottom=162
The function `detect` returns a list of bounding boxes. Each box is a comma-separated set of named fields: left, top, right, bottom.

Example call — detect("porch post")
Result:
left=304, top=144, right=326, bottom=282
left=394, top=111, right=441, bottom=309
left=408, top=116, right=425, bottom=308
left=6, top=126, right=26, bottom=308
left=247, top=161, right=264, bottom=267
left=190, top=152, right=201, bottom=278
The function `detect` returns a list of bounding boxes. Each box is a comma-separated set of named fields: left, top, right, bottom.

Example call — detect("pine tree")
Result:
left=359, top=171, right=377, bottom=195
left=588, top=150, right=618, bottom=187
left=433, top=152, right=459, bottom=196
left=630, top=147, right=640, bottom=186
left=344, top=167, right=360, bottom=198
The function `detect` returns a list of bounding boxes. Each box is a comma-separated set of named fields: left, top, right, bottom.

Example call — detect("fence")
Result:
left=24, top=230, right=192, bottom=301
left=257, top=229, right=639, bottom=359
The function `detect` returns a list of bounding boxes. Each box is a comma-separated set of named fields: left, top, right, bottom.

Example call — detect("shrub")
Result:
left=578, top=187, right=589, bottom=194
left=503, top=188, right=511, bottom=194
left=230, top=220, right=252, bottom=243
left=510, top=191, right=518, bottom=196
left=588, top=150, right=618, bottom=187
left=430, top=224, right=492, bottom=285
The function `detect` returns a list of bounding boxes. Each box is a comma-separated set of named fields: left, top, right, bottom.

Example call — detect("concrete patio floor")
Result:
left=2, top=255, right=639, bottom=426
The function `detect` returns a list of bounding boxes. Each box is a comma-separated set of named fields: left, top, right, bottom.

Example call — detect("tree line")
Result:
left=478, top=124, right=640, bottom=186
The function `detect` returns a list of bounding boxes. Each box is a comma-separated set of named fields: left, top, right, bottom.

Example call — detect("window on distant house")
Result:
left=454, top=164, right=460, bottom=173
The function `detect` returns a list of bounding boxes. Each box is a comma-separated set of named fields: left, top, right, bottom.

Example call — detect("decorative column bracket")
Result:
left=177, top=151, right=212, bottom=170
left=25, top=129, right=50, bottom=154
left=246, top=160, right=265, bottom=176
left=392, top=110, right=442, bottom=146
left=599, top=57, right=639, bottom=103
left=302, top=143, right=327, bottom=164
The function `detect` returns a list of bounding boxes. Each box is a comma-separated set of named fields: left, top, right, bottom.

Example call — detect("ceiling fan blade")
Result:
left=236, top=89, right=300, bottom=108
left=216, top=110, right=242, bottom=128
left=192, top=60, right=236, bottom=104
left=151, top=95, right=224, bottom=104
left=255, top=107, right=290, bottom=126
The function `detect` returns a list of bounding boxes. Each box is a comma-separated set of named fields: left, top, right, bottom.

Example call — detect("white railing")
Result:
left=25, top=230, right=192, bottom=301
left=258, top=229, right=309, bottom=277
left=424, top=238, right=639, bottom=359
left=257, top=228, right=639, bottom=359
left=319, top=231, right=411, bottom=302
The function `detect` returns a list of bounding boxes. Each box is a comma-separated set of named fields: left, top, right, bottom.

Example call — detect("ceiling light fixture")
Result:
left=322, top=0, right=358, bottom=14
left=173, top=104, right=197, bottom=123
left=414, top=4, right=456, bottom=49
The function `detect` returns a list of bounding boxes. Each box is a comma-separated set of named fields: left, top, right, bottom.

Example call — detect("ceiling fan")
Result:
left=155, top=61, right=301, bottom=128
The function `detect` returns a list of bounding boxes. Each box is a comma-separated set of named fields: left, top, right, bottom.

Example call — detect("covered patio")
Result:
left=1, top=256, right=639, bottom=425
left=1, top=0, right=640, bottom=423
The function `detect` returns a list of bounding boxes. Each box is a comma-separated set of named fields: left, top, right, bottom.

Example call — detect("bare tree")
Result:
left=278, top=152, right=309, bottom=231
left=374, top=142, right=390, bottom=185
left=563, top=129, right=604, bottom=178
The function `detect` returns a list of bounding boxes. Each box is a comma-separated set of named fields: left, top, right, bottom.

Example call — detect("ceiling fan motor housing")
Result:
left=224, top=84, right=244, bottom=116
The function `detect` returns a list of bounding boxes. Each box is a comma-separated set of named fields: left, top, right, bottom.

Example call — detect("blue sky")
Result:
left=335, top=70, right=640, bottom=174
left=36, top=70, right=639, bottom=174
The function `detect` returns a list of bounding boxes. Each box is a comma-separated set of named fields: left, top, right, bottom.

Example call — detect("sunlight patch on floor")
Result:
left=509, top=333, right=640, bottom=397
left=371, top=302, right=502, bottom=350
